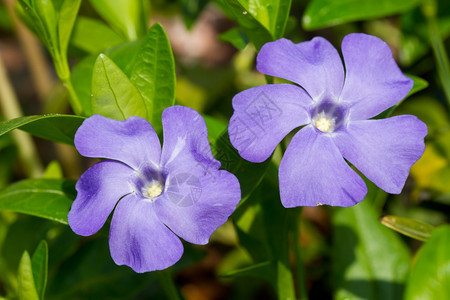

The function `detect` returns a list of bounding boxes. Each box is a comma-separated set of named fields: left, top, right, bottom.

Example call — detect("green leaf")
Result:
left=71, top=16, right=125, bottom=54
left=178, top=0, right=209, bottom=29
left=405, top=225, right=450, bottom=300
left=71, top=40, right=143, bottom=116
left=303, top=0, right=421, bottom=30
left=381, top=215, right=435, bottom=241
left=408, top=74, right=429, bottom=96
left=221, top=261, right=273, bottom=280
left=89, top=0, right=148, bottom=40
left=0, top=115, right=85, bottom=145
left=58, top=0, right=82, bottom=56
left=238, top=0, right=292, bottom=39
left=128, top=23, right=176, bottom=131
left=230, top=178, right=297, bottom=299
left=0, top=135, right=17, bottom=189
left=43, top=161, right=63, bottom=179
left=31, top=241, right=48, bottom=300
left=18, top=251, right=39, bottom=300
left=0, top=179, right=76, bottom=224
left=34, top=0, right=58, bottom=43
left=16, top=1, right=52, bottom=48
left=400, top=0, right=450, bottom=66
left=16, top=0, right=69, bottom=78
left=213, top=130, right=270, bottom=201
left=203, top=115, right=227, bottom=141
left=333, top=200, right=411, bottom=300
left=216, top=0, right=273, bottom=50
left=91, top=54, right=147, bottom=120
left=219, top=27, right=249, bottom=50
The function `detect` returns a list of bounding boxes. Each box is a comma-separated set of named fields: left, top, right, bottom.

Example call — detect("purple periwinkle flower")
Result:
left=68, top=106, right=240, bottom=273
left=228, top=33, right=427, bottom=207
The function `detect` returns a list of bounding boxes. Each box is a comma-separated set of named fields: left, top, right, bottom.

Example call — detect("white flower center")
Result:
left=313, top=112, right=336, bottom=133
left=143, top=182, right=163, bottom=198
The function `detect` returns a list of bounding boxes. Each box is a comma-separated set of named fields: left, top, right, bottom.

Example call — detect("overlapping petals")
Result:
left=230, top=33, right=427, bottom=207
left=155, top=170, right=240, bottom=244
left=69, top=106, right=241, bottom=273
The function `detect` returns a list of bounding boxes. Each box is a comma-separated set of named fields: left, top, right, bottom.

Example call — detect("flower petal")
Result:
left=279, top=126, right=367, bottom=207
left=160, top=106, right=220, bottom=175
left=339, top=33, right=413, bottom=120
left=229, top=84, right=311, bottom=163
left=75, top=115, right=161, bottom=170
left=334, top=115, right=427, bottom=194
left=109, top=194, right=183, bottom=273
left=68, top=160, right=134, bottom=236
left=257, top=37, right=345, bottom=100
left=154, top=170, right=240, bottom=245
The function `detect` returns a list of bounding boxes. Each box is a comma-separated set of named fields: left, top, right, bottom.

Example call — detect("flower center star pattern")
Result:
left=228, top=33, right=427, bottom=207
left=68, top=106, right=240, bottom=273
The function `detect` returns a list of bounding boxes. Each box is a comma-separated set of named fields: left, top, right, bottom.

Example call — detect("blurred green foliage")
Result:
left=0, top=0, right=449, bottom=299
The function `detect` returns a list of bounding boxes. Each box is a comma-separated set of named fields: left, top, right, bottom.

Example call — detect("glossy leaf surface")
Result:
left=0, top=115, right=85, bottom=145
left=303, top=0, right=421, bottom=30
left=0, top=179, right=76, bottom=224
left=91, top=54, right=147, bottom=120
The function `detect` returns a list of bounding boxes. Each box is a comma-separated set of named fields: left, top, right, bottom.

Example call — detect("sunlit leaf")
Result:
left=43, top=161, right=63, bottom=179
left=381, top=215, right=435, bottom=241
left=333, top=200, right=411, bottom=300
left=58, top=0, right=81, bottom=56
left=91, top=54, right=147, bottom=120
left=216, top=0, right=272, bottom=50
left=0, top=179, right=76, bottom=224
left=405, top=225, right=450, bottom=300
left=89, top=0, right=148, bottom=40
left=71, top=41, right=143, bottom=116
left=128, top=23, right=176, bottom=131
left=18, top=251, right=39, bottom=300
left=235, top=0, right=292, bottom=39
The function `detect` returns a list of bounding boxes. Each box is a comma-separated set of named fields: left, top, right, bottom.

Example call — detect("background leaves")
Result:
left=0, top=0, right=448, bottom=299
left=303, top=0, right=422, bottom=30
left=0, top=179, right=75, bottom=224
left=405, top=225, right=450, bottom=300
left=0, top=115, right=85, bottom=145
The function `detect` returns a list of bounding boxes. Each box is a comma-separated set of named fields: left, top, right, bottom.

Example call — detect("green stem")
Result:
left=61, top=77, right=83, bottom=115
left=156, top=269, right=183, bottom=300
left=0, top=53, right=44, bottom=178
left=290, top=208, right=309, bottom=300
left=424, top=0, right=450, bottom=107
